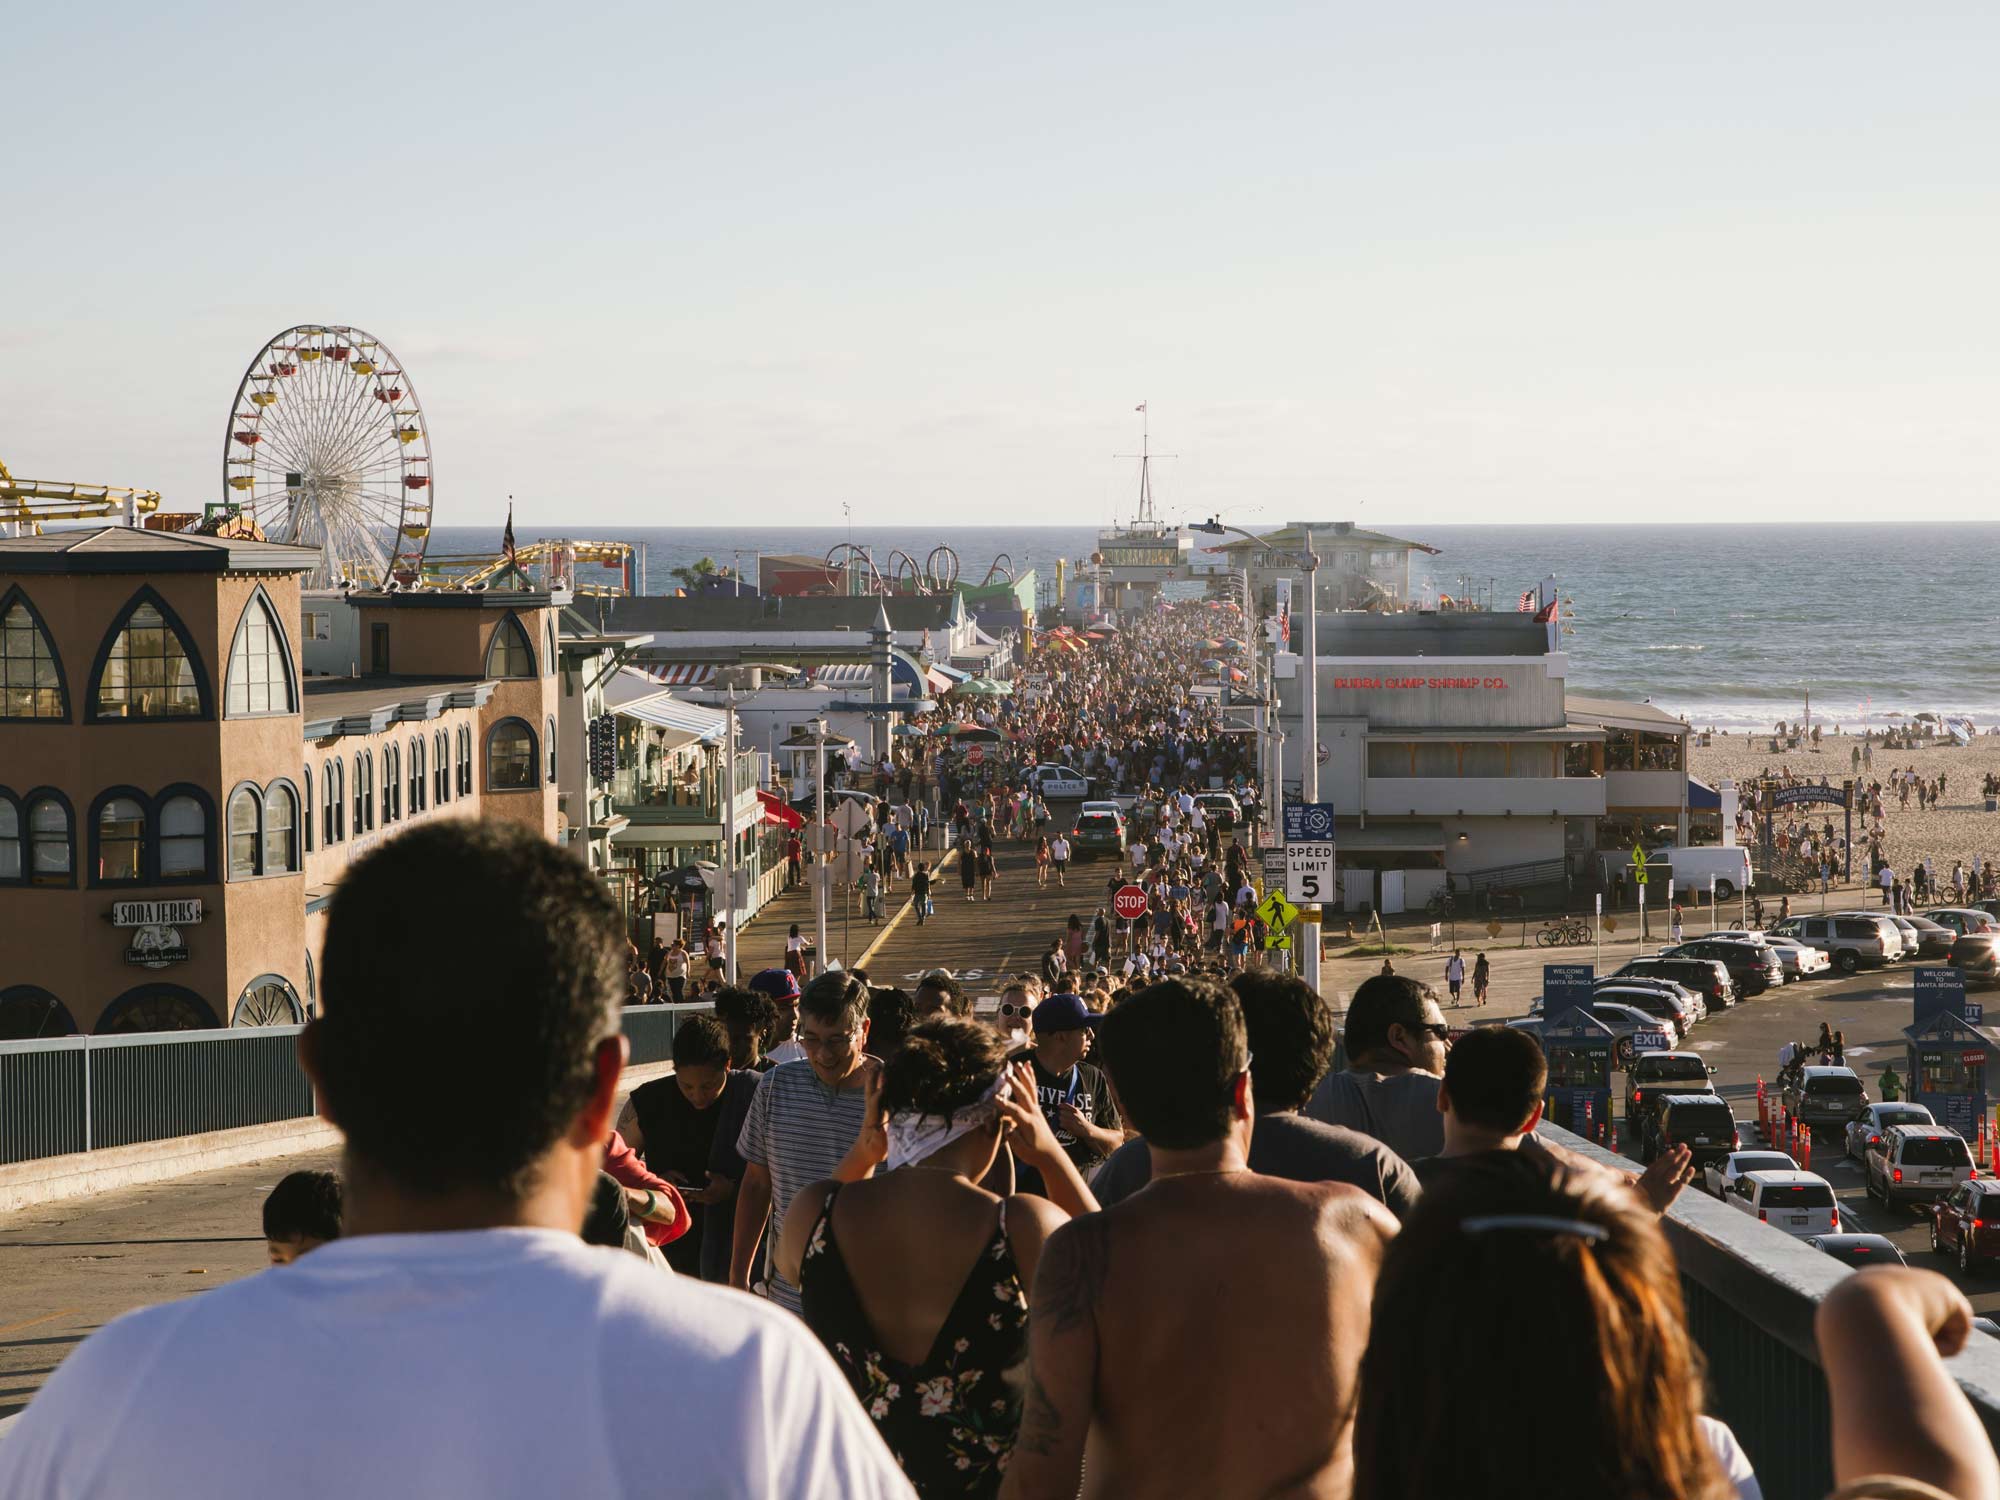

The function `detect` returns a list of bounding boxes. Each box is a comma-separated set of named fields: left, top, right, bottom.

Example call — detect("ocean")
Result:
left=427, top=522, right=2000, bottom=732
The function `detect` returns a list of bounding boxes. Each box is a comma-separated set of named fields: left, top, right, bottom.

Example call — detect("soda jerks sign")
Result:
left=1328, top=675, right=1510, bottom=690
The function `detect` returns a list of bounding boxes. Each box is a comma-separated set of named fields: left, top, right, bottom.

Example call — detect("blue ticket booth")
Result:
left=1542, top=965, right=1613, bottom=1146
left=1907, top=968, right=1990, bottom=1141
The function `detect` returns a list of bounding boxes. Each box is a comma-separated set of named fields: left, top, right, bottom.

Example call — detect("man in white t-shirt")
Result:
left=0, top=823, right=911, bottom=1500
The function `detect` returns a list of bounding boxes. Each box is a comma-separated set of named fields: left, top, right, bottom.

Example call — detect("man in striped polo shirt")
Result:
left=730, top=971, right=876, bottom=1311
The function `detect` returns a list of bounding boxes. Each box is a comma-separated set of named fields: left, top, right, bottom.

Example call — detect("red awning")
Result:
left=758, top=790, right=804, bottom=829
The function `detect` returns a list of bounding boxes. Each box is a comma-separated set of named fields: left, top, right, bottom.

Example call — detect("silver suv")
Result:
left=1866, top=1125, right=1976, bottom=1207
left=1769, top=913, right=1903, bottom=973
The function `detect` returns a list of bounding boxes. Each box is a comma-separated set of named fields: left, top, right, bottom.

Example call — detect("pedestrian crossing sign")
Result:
left=1255, top=890, right=1299, bottom=931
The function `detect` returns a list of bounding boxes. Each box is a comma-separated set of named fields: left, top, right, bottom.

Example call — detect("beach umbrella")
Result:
left=893, top=723, right=927, bottom=737
left=1201, top=657, right=1225, bottom=670
left=952, top=724, right=1005, bottom=742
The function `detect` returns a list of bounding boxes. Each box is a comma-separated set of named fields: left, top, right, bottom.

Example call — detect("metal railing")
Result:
left=1542, top=1123, right=2000, bottom=1500
left=0, top=1004, right=714, bottom=1169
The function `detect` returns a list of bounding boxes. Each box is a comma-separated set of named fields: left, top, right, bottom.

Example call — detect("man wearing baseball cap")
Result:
left=1017, top=993, right=1124, bottom=1196
left=747, top=968, right=804, bottom=1065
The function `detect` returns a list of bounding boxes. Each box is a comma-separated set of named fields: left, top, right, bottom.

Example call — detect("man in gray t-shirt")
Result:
left=1093, top=971, right=1424, bottom=1219
left=1304, top=974, right=1450, bottom=1163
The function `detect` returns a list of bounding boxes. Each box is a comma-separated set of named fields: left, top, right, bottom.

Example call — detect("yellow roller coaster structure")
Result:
left=420, top=538, right=636, bottom=596
left=0, top=453, right=162, bottom=534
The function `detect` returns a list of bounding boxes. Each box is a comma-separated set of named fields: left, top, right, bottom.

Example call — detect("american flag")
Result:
left=1516, top=588, right=1536, bottom=613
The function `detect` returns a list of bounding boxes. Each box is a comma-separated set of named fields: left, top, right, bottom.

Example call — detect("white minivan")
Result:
left=1727, top=1170, right=1842, bottom=1237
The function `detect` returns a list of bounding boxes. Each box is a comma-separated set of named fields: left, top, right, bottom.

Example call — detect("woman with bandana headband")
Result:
left=777, top=1019, right=1097, bottom=1499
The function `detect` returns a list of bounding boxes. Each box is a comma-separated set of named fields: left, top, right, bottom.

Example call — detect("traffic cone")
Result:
left=1801, top=1123, right=1812, bottom=1170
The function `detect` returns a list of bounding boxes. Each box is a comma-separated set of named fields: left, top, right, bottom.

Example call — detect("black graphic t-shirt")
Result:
left=1028, top=1056, right=1120, bottom=1171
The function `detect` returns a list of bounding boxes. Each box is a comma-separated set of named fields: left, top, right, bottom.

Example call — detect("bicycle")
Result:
left=1424, top=889, right=1457, bottom=920
left=1536, top=917, right=1590, bottom=947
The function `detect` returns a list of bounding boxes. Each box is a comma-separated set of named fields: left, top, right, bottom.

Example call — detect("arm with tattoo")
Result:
left=1000, top=1214, right=1109, bottom=1499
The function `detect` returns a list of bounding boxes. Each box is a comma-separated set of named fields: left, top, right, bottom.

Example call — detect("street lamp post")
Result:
left=812, top=715, right=829, bottom=969
left=722, top=686, right=739, bottom=984
left=1195, top=518, right=1322, bottom=987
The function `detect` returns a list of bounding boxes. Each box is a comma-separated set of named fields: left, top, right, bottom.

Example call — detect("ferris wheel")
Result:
left=223, top=324, right=434, bottom=587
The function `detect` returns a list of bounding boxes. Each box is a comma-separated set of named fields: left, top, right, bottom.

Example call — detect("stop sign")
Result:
left=1112, top=885, right=1149, bottom=922
left=967, top=744, right=986, bottom=766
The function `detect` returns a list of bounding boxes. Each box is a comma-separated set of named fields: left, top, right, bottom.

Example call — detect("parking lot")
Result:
left=1602, top=957, right=2000, bottom=1304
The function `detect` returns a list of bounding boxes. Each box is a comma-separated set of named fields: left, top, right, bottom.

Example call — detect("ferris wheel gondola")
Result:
left=223, top=324, right=434, bottom=587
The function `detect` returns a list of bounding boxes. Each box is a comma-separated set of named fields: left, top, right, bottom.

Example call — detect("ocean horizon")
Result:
left=425, top=521, right=2000, bottom=734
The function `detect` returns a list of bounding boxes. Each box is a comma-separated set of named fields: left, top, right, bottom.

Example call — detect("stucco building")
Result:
left=0, top=528, right=562, bottom=1038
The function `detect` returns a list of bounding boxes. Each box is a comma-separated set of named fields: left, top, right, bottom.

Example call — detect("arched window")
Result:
left=434, top=729, right=450, bottom=804
left=485, top=614, right=536, bottom=678
left=0, top=792, right=22, bottom=882
left=228, top=787, right=261, bottom=879
left=91, top=590, right=207, bottom=721
left=353, top=751, right=372, bottom=833
left=234, top=974, right=304, bottom=1027
left=224, top=587, right=297, bottom=718
left=457, top=725, right=473, bottom=795
left=0, top=588, right=67, bottom=720
left=263, top=783, right=298, bottom=873
left=303, top=765, right=314, bottom=853
left=383, top=744, right=401, bottom=822
left=486, top=718, right=538, bottom=790
left=27, top=793, right=71, bottom=886
left=93, top=791, right=148, bottom=885
left=97, top=984, right=219, bottom=1034
left=546, top=715, right=558, bottom=782
left=324, top=759, right=343, bottom=844
left=545, top=616, right=557, bottom=675
left=0, top=985, right=76, bottom=1041
left=410, top=737, right=426, bottom=813
left=158, top=792, right=209, bottom=879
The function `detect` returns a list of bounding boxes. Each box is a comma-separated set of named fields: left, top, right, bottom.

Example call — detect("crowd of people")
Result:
left=4, top=818, right=1995, bottom=1500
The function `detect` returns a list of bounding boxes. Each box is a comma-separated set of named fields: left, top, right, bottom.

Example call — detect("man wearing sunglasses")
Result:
left=1304, top=974, right=1450, bottom=1163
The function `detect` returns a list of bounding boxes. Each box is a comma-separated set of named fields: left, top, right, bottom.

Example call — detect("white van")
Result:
left=1727, top=1170, right=1841, bottom=1238
left=1600, top=846, right=1753, bottom=902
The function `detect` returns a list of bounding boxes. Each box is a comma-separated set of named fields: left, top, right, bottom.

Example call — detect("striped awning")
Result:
left=639, top=662, right=716, bottom=687
left=812, top=664, right=874, bottom=687
left=613, top=693, right=727, bottom=746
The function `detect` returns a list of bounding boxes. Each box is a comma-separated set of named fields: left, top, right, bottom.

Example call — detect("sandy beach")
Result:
left=1690, top=730, right=2000, bottom=876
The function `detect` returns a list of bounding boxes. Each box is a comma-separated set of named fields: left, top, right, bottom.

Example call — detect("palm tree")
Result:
left=670, top=556, right=721, bottom=594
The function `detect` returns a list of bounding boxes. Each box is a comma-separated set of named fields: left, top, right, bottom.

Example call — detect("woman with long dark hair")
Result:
left=776, top=1019, right=1097, bottom=1499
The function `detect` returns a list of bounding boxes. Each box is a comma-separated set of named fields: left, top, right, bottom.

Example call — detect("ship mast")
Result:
left=1114, top=403, right=1176, bottom=529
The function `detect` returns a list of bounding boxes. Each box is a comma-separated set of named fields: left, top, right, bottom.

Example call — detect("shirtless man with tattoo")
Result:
left=1000, top=977, right=1398, bottom=1500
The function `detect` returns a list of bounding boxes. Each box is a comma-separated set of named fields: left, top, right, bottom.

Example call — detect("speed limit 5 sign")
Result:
left=1285, top=845, right=1334, bottom=904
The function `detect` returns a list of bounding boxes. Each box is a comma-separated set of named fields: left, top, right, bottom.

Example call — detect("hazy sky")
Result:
left=6, top=3, right=1997, bottom=529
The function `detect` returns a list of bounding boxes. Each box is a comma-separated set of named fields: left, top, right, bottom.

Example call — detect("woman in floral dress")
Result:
left=776, top=1020, right=1098, bottom=1499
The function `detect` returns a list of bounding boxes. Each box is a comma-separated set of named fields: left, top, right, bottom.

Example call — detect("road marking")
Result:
left=0, top=1306, right=82, bottom=1338
left=1685, top=1040, right=1730, bottom=1052
left=854, top=850, right=957, bottom=971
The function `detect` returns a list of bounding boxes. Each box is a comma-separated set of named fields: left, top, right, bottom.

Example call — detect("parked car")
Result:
left=1521, top=999, right=1673, bottom=1065
left=1866, top=1125, right=1977, bottom=1208
left=1887, top=916, right=1932, bottom=961
left=1949, top=934, right=2000, bottom=986
left=1027, top=764, right=1092, bottom=799
left=1070, top=807, right=1126, bottom=860
left=1922, top=907, right=2000, bottom=938
left=1845, top=1101, right=1939, bottom=1162
left=1705, top=1148, right=1799, bottom=1199
left=1614, top=956, right=1735, bottom=1011
left=1727, top=1170, right=1841, bottom=1238
left=1640, top=1093, right=1740, bottom=1170
left=1807, top=1234, right=1907, bottom=1268
left=1536, top=989, right=1688, bottom=1046
left=1193, top=791, right=1241, bottom=830
left=1712, top=931, right=1832, bottom=980
left=1900, top=915, right=1959, bottom=960
left=1659, top=938, right=1784, bottom=997
left=1625, top=1051, right=1716, bottom=1134
left=1769, top=913, right=1903, bottom=973
left=1598, top=974, right=1705, bottom=1023
left=1931, top=1180, right=2000, bottom=1272
left=1780, top=1065, right=1870, bottom=1133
